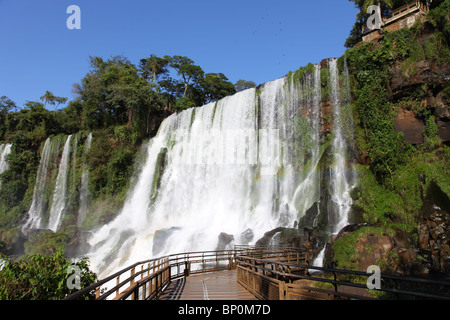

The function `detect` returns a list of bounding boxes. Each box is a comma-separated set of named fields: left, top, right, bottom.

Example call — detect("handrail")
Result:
left=65, top=245, right=449, bottom=300
left=236, top=255, right=450, bottom=300
left=64, top=249, right=244, bottom=300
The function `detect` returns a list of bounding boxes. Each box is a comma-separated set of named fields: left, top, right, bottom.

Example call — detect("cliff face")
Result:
left=320, top=19, right=450, bottom=277
left=392, top=59, right=450, bottom=145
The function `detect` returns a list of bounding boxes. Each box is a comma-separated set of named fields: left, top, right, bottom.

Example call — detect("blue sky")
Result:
left=0, top=0, right=359, bottom=109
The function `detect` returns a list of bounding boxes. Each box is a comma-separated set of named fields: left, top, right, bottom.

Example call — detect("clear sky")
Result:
left=0, top=0, right=359, bottom=110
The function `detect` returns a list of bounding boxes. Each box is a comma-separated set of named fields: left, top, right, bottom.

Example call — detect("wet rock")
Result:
left=152, top=227, right=180, bottom=256
left=66, top=230, right=92, bottom=258
left=323, top=224, right=426, bottom=275
left=418, top=181, right=450, bottom=274
left=255, top=227, right=286, bottom=246
left=216, top=232, right=234, bottom=251
left=391, top=60, right=450, bottom=99
left=238, top=228, right=254, bottom=244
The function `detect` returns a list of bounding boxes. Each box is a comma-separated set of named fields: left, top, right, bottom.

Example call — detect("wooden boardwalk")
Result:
left=159, top=270, right=257, bottom=300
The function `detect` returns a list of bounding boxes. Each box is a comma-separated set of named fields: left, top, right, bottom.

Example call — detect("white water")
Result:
left=0, top=143, right=12, bottom=187
left=312, top=59, right=356, bottom=268
left=48, top=135, right=73, bottom=232
left=329, top=58, right=355, bottom=234
left=87, top=63, right=338, bottom=277
left=78, top=133, right=92, bottom=227
left=23, top=138, right=54, bottom=230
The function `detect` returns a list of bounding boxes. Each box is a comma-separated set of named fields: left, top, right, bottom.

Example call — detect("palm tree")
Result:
left=363, top=0, right=394, bottom=26
left=40, top=90, right=67, bottom=112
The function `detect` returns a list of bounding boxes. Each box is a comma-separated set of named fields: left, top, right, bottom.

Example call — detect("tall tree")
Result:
left=363, top=0, right=394, bottom=27
left=234, top=80, right=256, bottom=92
left=346, top=0, right=407, bottom=47
left=166, top=56, right=204, bottom=98
left=199, top=73, right=236, bottom=104
left=40, top=90, right=56, bottom=109
left=139, top=54, right=169, bottom=85
left=0, top=96, right=16, bottom=115
left=39, top=91, right=67, bottom=112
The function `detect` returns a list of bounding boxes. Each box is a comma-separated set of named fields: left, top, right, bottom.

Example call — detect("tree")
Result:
left=0, top=250, right=97, bottom=300
left=363, top=0, right=394, bottom=28
left=40, top=90, right=56, bottom=108
left=40, top=91, right=67, bottom=112
left=139, top=54, right=169, bottom=85
left=0, top=96, right=16, bottom=115
left=234, top=80, right=256, bottom=92
left=166, top=55, right=205, bottom=99
left=346, top=0, right=407, bottom=48
left=199, top=73, right=236, bottom=104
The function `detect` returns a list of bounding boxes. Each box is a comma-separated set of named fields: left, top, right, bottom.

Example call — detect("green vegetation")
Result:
left=345, top=2, right=450, bottom=182
left=331, top=1, right=450, bottom=274
left=0, top=250, right=97, bottom=299
left=0, top=53, right=242, bottom=298
left=0, top=52, right=240, bottom=227
left=345, top=0, right=446, bottom=48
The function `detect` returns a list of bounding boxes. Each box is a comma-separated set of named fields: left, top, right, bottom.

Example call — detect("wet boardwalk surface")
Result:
left=159, top=270, right=257, bottom=300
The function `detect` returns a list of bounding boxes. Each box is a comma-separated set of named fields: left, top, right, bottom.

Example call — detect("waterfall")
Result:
left=78, top=133, right=92, bottom=227
left=23, top=138, right=55, bottom=230
left=48, top=135, right=73, bottom=232
left=0, top=143, right=12, bottom=187
left=86, top=60, right=356, bottom=277
left=87, top=64, right=327, bottom=277
left=329, top=58, right=356, bottom=234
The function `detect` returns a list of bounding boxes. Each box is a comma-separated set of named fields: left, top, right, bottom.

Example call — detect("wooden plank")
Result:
left=159, top=270, right=258, bottom=300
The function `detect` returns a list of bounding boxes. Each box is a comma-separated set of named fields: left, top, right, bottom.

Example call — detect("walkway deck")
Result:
left=159, top=270, right=257, bottom=300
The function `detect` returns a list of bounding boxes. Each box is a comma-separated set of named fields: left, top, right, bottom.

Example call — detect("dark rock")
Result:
left=66, top=230, right=92, bottom=258
left=152, top=227, right=180, bottom=256
left=394, top=108, right=426, bottom=144
left=418, top=180, right=450, bottom=274
left=255, top=227, right=286, bottom=246
left=0, top=228, right=26, bottom=256
left=437, top=119, right=450, bottom=144
left=99, top=211, right=116, bottom=225
left=323, top=223, right=427, bottom=275
left=216, top=232, right=234, bottom=251
left=238, top=228, right=254, bottom=244
left=391, top=60, right=450, bottom=99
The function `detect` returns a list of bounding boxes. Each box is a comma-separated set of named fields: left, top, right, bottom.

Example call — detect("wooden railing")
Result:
left=65, top=245, right=450, bottom=300
left=64, top=245, right=304, bottom=300
left=236, top=256, right=450, bottom=300
left=383, top=0, right=428, bottom=25
left=64, top=250, right=240, bottom=300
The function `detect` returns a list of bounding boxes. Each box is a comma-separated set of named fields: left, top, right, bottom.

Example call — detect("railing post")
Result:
left=332, top=271, right=338, bottom=298
left=116, top=276, right=120, bottom=298
left=130, top=267, right=135, bottom=286
left=279, top=281, right=286, bottom=300
left=184, top=261, right=190, bottom=277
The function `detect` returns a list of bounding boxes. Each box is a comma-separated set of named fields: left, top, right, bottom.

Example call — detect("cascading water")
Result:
left=85, top=60, right=357, bottom=278
left=23, top=134, right=75, bottom=232
left=312, top=58, right=356, bottom=267
left=78, top=132, right=92, bottom=227
left=48, top=135, right=73, bottom=232
left=0, top=143, right=12, bottom=187
left=328, top=58, right=356, bottom=234
left=87, top=62, right=351, bottom=278
left=23, top=137, right=55, bottom=230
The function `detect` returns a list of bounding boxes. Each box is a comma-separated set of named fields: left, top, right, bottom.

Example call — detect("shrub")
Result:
left=0, top=250, right=97, bottom=300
